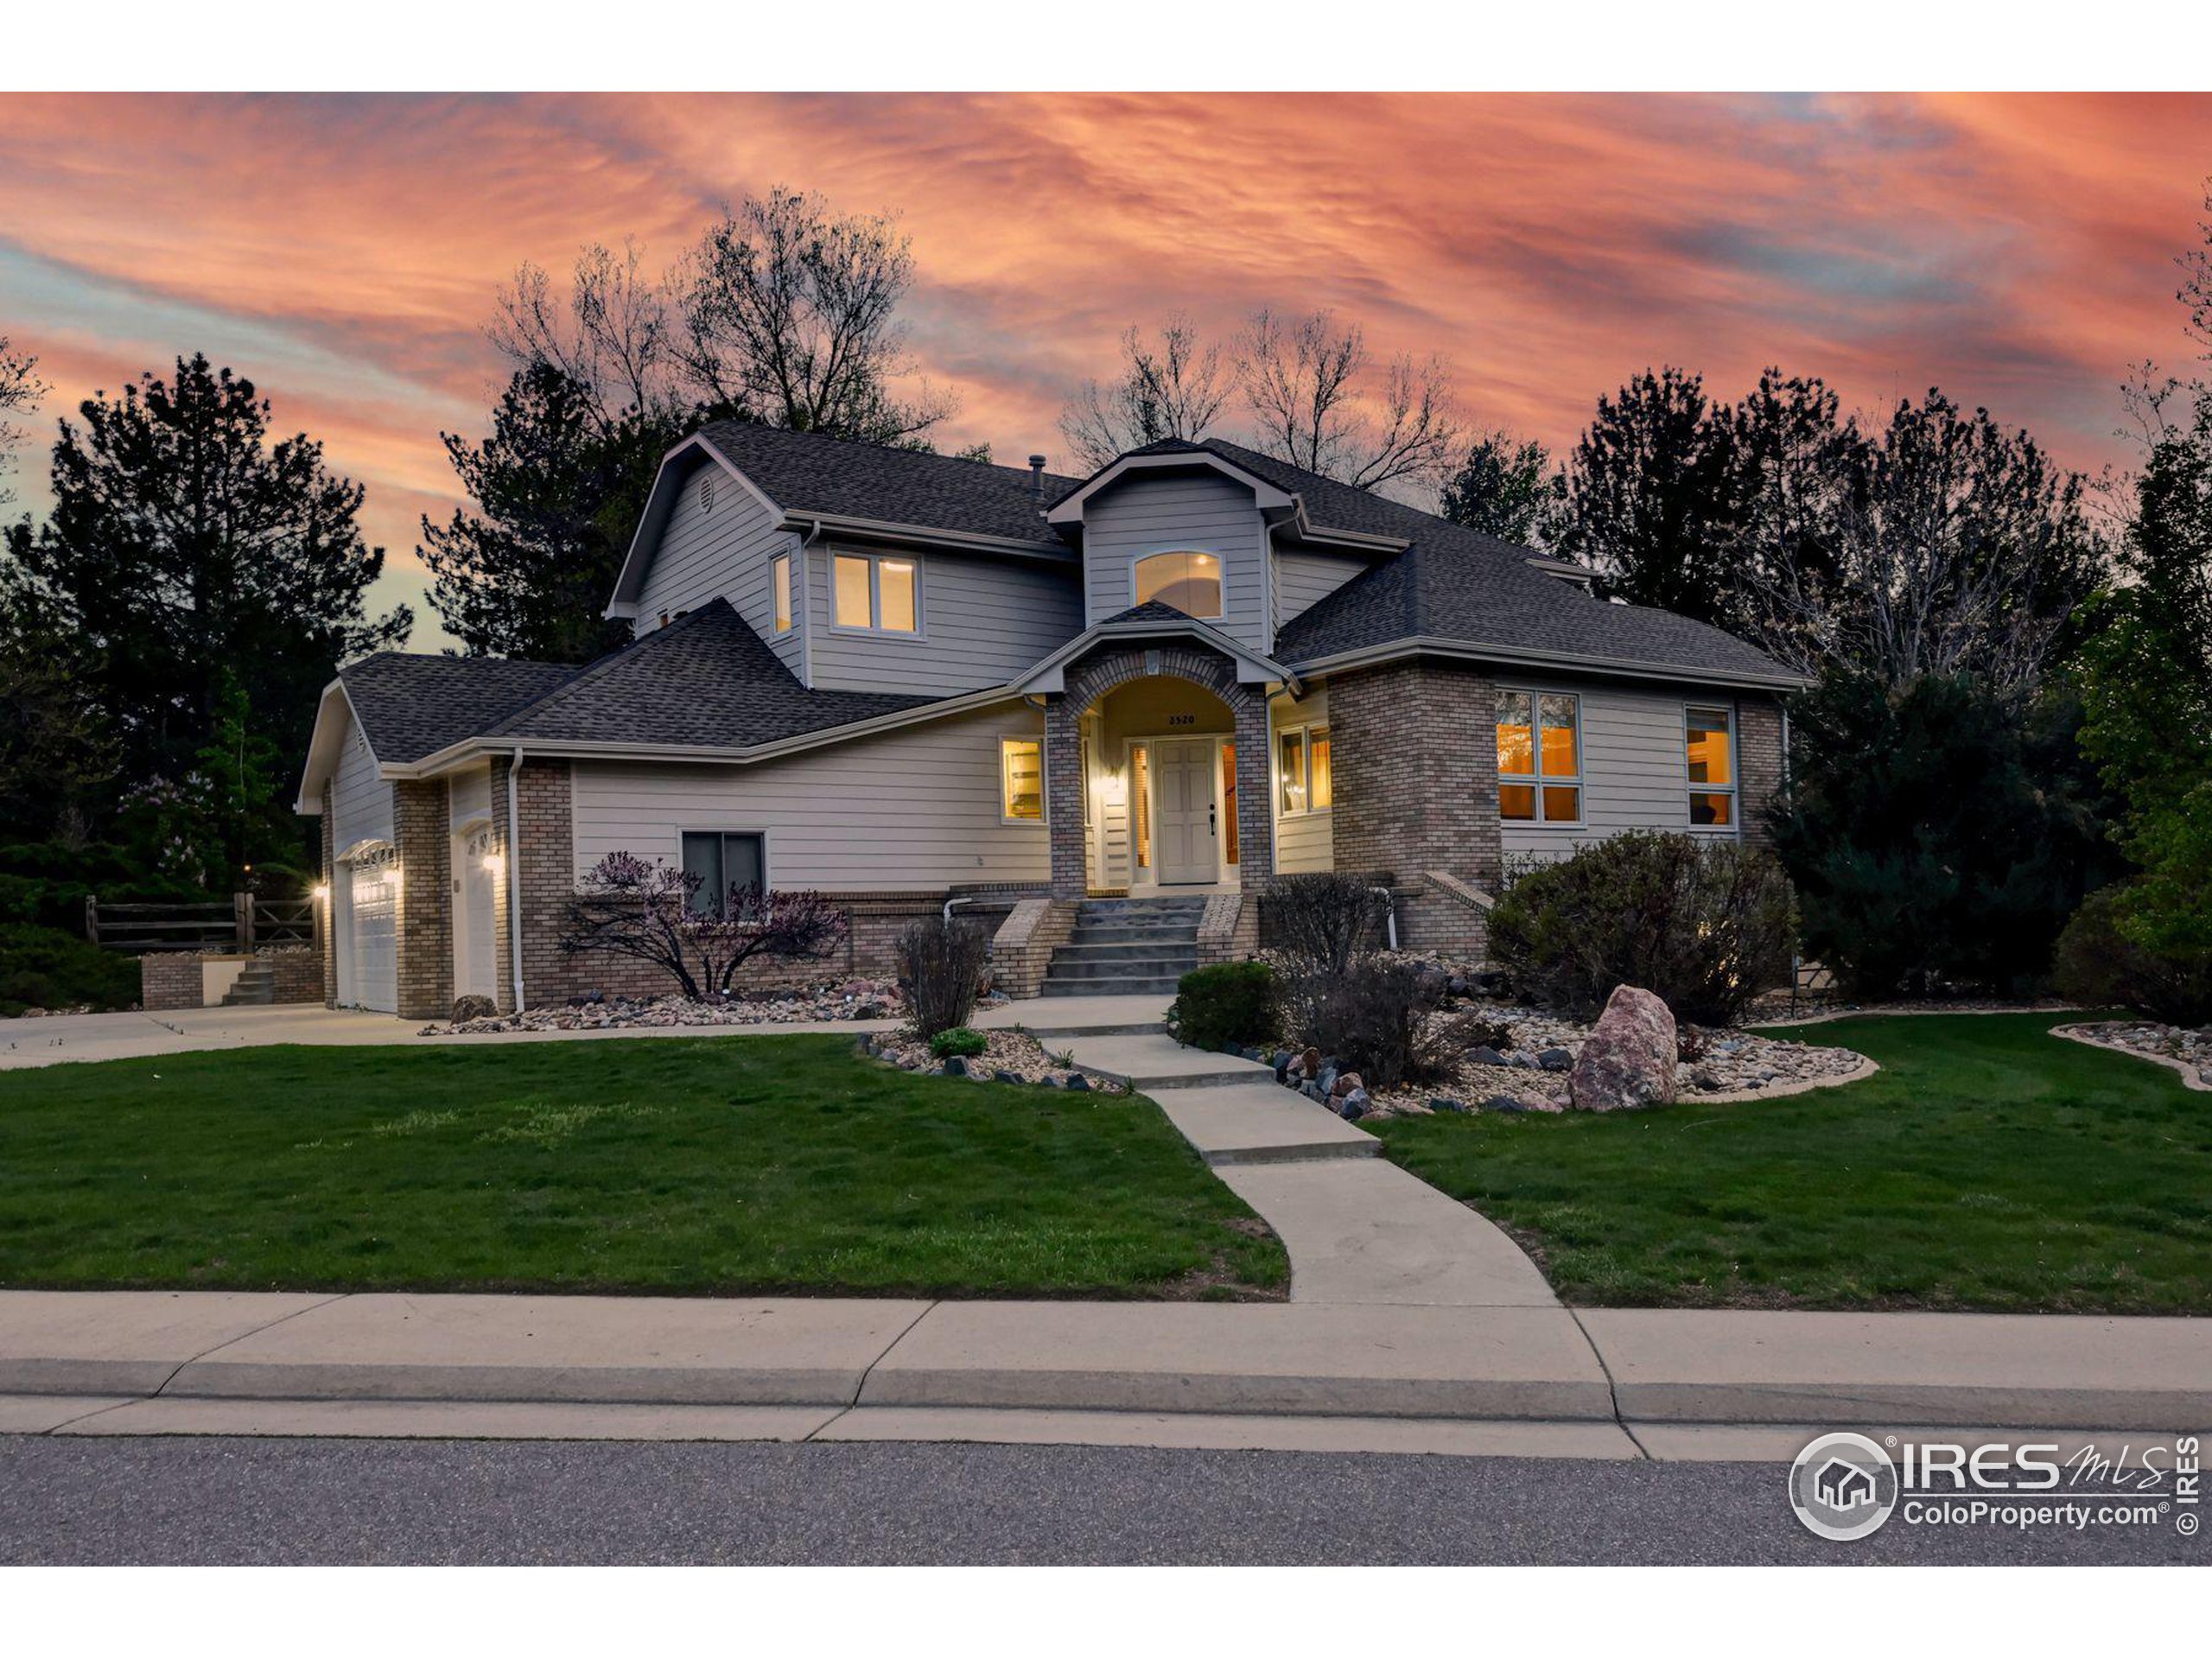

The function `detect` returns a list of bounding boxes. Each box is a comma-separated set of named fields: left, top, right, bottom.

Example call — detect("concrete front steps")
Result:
left=1039, top=896, right=1207, bottom=997
left=216, top=961, right=277, bottom=1007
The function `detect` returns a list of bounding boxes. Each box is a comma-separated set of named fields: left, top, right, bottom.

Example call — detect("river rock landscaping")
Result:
left=2056, top=1018, right=2212, bottom=1089
left=1257, top=1001, right=1866, bottom=1121
left=419, top=976, right=934, bottom=1034
left=862, top=1027, right=1124, bottom=1093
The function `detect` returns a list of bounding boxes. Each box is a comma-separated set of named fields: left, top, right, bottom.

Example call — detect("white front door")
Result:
left=1154, top=738, right=1217, bottom=886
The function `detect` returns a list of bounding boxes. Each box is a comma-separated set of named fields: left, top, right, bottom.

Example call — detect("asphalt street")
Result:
left=1, top=1434, right=2202, bottom=1565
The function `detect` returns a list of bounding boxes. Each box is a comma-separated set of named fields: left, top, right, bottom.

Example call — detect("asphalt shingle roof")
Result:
left=339, top=655, right=578, bottom=764
left=485, top=599, right=934, bottom=749
left=1113, top=438, right=1793, bottom=683
left=696, top=420, right=1080, bottom=547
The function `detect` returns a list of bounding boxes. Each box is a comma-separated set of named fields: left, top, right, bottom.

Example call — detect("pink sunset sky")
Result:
left=2, top=91, right=2208, bottom=646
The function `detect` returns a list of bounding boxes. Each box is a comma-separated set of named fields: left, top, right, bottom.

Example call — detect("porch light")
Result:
left=311, top=883, right=329, bottom=903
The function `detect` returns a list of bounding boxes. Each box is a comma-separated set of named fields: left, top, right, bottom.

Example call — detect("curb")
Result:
left=2050, top=1024, right=2212, bottom=1094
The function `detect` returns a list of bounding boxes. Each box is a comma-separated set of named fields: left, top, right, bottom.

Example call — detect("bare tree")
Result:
left=561, top=851, right=849, bottom=999
left=0, top=336, right=48, bottom=509
left=491, top=239, right=682, bottom=436
left=1741, top=391, right=2105, bottom=692
left=1235, top=308, right=1461, bottom=495
left=1058, top=315, right=1233, bottom=471
left=669, top=187, right=956, bottom=445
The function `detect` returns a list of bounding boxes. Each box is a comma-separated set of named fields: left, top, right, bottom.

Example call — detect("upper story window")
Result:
left=1134, top=550, right=1223, bottom=620
left=1497, top=690, right=1581, bottom=823
left=1686, top=704, right=1736, bottom=828
left=833, top=552, right=919, bottom=633
left=771, top=554, right=793, bottom=633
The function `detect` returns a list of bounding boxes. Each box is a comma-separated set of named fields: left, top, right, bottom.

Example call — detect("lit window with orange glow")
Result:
left=1687, top=705, right=1736, bottom=828
left=1497, top=690, right=1580, bottom=823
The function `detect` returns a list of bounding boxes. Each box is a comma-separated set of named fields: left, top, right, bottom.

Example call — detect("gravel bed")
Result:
left=420, top=978, right=909, bottom=1035
left=863, top=1027, right=1123, bottom=1093
left=2061, top=1019, right=2212, bottom=1089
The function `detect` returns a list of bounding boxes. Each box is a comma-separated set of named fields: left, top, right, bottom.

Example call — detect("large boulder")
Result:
left=449, top=995, right=497, bottom=1024
left=1567, top=985, right=1678, bottom=1112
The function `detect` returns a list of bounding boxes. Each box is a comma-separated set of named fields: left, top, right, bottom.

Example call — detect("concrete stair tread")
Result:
left=1145, top=1082, right=1382, bottom=1166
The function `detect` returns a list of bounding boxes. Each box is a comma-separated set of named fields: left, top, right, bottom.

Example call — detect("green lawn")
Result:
left=0, top=1037, right=1286, bottom=1300
left=1373, top=1014, right=2212, bottom=1314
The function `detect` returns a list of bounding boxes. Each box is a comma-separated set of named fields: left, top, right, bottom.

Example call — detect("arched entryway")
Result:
left=1045, top=642, right=1274, bottom=900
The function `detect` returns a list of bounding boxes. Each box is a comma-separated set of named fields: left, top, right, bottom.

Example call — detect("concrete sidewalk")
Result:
left=3, top=1291, right=2205, bottom=1441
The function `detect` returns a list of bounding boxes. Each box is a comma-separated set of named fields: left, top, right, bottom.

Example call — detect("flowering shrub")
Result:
left=558, top=851, right=847, bottom=999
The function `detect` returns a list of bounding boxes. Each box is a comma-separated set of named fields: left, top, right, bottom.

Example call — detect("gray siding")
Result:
left=569, top=702, right=1051, bottom=890
left=1082, top=473, right=1267, bottom=652
left=1497, top=677, right=1734, bottom=857
left=330, top=709, right=392, bottom=849
left=1273, top=549, right=1366, bottom=636
left=634, top=461, right=805, bottom=681
left=804, top=542, right=1083, bottom=697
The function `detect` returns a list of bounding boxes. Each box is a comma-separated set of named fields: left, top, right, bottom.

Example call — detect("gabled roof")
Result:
left=695, top=420, right=1079, bottom=547
left=486, top=599, right=934, bottom=749
left=1012, top=599, right=1298, bottom=696
left=338, top=655, right=580, bottom=764
left=1044, top=439, right=1296, bottom=525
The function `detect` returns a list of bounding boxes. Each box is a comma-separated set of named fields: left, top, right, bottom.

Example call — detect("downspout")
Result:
left=506, top=747, right=526, bottom=1012
left=1370, top=887, right=1399, bottom=951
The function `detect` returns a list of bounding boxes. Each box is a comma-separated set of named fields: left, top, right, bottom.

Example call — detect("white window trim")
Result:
left=998, top=734, right=1048, bottom=827
left=1683, top=702, right=1740, bottom=836
left=771, top=553, right=793, bottom=634
left=676, top=828, right=772, bottom=918
left=1128, top=548, right=1227, bottom=621
left=828, top=548, right=926, bottom=639
left=1497, top=686, right=1586, bottom=828
left=1274, top=720, right=1332, bottom=817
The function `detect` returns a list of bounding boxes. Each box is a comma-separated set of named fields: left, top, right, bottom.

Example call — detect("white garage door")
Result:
left=347, top=860, right=398, bottom=1013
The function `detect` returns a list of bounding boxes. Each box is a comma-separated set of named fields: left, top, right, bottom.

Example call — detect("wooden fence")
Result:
left=84, top=893, right=316, bottom=955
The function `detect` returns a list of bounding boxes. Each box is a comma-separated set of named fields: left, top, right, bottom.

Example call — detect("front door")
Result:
left=1154, top=738, right=1217, bottom=886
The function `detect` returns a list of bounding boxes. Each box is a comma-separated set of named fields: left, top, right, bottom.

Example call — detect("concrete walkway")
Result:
left=3, top=1292, right=2206, bottom=1453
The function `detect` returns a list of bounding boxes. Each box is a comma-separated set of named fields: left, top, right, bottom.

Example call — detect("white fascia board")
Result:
left=293, top=677, right=372, bottom=815
left=387, top=685, right=1030, bottom=779
left=1287, top=635, right=1811, bottom=693
left=787, top=511, right=1072, bottom=561
left=1045, top=450, right=1295, bottom=525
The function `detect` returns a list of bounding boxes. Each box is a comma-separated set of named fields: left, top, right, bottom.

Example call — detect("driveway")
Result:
left=0, top=995, right=1173, bottom=1071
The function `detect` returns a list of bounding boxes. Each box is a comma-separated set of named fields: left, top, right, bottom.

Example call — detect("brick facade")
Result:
left=1046, top=641, right=1273, bottom=900
left=1326, top=658, right=1502, bottom=957
left=988, top=897, right=1077, bottom=997
left=1737, top=696, right=1784, bottom=849
left=139, top=953, right=199, bottom=1010
left=392, top=778, right=454, bottom=1021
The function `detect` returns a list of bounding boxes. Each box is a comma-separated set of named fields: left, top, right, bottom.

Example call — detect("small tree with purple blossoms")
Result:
left=560, top=851, right=848, bottom=999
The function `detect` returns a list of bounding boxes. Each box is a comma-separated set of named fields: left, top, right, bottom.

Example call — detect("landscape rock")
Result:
left=1535, top=1047, right=1573, bottom=1072
left=1466, top=1044, right=1508, bottom=1068
left=1338, top=1088, right=1370, bottom=1120
left=1567, top=985, right=1678, bottom=1113
left=1330, top=1071, right=1363, bottom=1100
left=449, top=995, right=497, bottom=1023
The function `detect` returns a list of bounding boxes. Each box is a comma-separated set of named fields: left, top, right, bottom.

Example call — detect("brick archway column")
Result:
left=1046, top=692, right=1087, bottom=901
left=1230, top=687, right=1274, bottom=891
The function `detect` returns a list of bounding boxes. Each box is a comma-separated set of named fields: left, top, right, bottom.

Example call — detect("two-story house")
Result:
left=296, top=422, right=1802, bottom=1019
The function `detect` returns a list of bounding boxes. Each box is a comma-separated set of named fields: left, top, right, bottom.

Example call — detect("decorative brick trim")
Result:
left=1196, top=893, right=1259, bottom=965
left=989, top=898, right=1077, bottom=998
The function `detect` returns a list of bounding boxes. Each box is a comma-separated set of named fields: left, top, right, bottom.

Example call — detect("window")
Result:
left=1132, top=745, right=1152, bottom=868
left=772, top=554, right=792, bottom=633
left=1133, top=550, right=1223, bottom=619
left=1497, top=690, right=1581, bottom=823
left=1000, top=738, right=1044, bottom=823
left=679, top=831, right=765, bottom=919
left=831, top=552, right=920, bottom=633
left=1686, top=704, right=1736, bottom=828
left=1277, top=724, right=1331, bottom=815
left=1219, top=741, right=1239, bottom=864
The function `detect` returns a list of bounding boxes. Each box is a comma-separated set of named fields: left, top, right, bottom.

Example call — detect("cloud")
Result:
left=3, top=92, right=2205, bottom=644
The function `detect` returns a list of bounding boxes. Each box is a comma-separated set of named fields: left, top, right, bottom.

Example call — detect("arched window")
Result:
left=1133, top=551, right=1223, bottom=619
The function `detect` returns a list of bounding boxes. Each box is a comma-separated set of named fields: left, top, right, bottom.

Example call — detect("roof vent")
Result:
left=700, top=477, right=716, bottom=515
left=1028, top=454, right=1047, bottom=499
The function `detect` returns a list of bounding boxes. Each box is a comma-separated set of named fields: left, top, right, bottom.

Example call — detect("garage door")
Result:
left=347, top=860, right=397, bottom=1013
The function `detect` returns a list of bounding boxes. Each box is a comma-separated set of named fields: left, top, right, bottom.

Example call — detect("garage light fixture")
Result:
left=481, top=852, right=506, bottom=880
left=311, top=883, right=329, bottom=903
